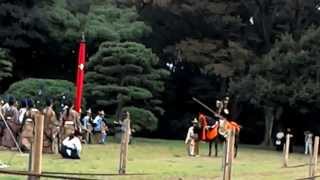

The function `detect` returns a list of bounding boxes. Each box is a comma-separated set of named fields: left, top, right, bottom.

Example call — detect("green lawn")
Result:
left=0, top=138, right=316, bottom=180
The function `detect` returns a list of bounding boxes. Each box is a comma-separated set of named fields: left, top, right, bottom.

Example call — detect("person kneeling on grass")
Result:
left=60, top=132, right=82, bottom=159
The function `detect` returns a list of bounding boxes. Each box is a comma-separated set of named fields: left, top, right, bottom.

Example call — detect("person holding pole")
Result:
left=2, top=96, right=20, bottom=150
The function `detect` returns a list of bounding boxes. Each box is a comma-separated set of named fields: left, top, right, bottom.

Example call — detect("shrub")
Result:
left=5, top=78, right=75, bottom=109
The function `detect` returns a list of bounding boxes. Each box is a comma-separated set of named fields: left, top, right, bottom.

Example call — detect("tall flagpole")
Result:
left=74, top=32, right=86, bottom=113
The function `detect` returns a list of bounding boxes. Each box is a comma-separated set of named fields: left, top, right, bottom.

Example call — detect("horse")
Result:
left=198, top=113, right=240, bottom=158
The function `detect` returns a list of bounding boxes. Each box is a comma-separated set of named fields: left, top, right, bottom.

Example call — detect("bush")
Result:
left=122, top=106, right=158, bottom=132
left=5, top=78, right=75, bottom=109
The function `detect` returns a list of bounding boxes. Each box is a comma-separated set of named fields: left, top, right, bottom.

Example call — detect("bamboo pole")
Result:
left=309, top=136, right=319, bottom=180
left=29, top=113, right=44, bottom=180
left=228, top=129, right=235, bottom=179
left=119, top=112, right=130, bottom=174
left=221, top=141, right=226, bottom=170
left=223, top=130, right=234, bottom=180
left=283, top=134, right=290, bottom=167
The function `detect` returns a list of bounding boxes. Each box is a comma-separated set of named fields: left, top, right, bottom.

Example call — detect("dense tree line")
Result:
left=1, top=0, right=320, bottom=143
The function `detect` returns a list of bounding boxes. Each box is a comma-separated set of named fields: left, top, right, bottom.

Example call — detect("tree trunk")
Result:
left=263, top=106, right=274, bottom=146
left=116, top=94, right=124, bottom=121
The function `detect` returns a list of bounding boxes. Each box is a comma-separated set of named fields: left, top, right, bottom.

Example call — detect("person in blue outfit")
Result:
left=93, top=110, right=107, bottom=144
left=81, top=108, right=93, bottom=144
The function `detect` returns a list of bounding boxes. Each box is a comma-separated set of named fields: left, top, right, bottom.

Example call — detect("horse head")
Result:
left=198, top=113, right=219, bottom=128
left=198, top=113, right=207, bottom=127
left=198, top=113, right=219, bottom=141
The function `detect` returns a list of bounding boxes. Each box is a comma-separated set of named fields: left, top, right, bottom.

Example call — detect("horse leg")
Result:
left=234, top=135, right=238, bottom=158
left=214, top=140, right=218, bottom=157
left=208, top=141, right=212, bottom=156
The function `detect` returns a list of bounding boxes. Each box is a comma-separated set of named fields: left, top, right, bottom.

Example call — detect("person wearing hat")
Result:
left=92, top=110, right=107, bottom=144
left=185, top=118, right=200, bottom=157
left=81, top=108, right=93, bottom=144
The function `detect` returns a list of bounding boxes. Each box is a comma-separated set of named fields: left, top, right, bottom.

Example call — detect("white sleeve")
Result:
left=185, top=127, right=192, bottom=143
left=93, top=117, right=98, bottom=123
left=74, top=138, right=82, bottom=153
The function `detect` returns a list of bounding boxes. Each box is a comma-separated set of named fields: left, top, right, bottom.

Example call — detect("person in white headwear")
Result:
left=185, top=118, right=200, bottom=157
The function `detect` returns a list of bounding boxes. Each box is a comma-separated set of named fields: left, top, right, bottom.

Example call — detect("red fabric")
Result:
left=198, top=113, right=218, bottom=141
left=74, top=40, right=86, bottom=113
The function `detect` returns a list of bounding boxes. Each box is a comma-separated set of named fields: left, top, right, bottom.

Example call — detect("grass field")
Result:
left=0, top=137, right=316, bottom=180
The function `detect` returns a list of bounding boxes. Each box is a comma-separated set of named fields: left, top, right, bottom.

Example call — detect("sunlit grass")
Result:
left=0, top=138, right=316, bottom=180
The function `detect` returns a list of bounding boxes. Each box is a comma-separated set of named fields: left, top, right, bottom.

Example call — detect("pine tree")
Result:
left=85, top=41, right=169, bottom=132
left=0, top=48, right=13, bottom=82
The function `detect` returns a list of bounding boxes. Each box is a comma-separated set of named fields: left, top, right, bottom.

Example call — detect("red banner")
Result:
left=74, top=39, right=86, bottom=113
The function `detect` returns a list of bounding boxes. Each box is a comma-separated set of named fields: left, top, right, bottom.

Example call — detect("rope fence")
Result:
left=0, top=169, right=150, bottom=179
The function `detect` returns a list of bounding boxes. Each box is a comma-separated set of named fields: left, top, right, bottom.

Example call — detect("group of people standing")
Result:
left=0, top=96, right=110, bottom=159
left=0, top=97, right=60, bottom=153
left=275, top=128, right=315, bottom=155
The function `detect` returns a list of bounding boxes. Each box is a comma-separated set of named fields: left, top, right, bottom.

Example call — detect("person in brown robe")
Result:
left=42, top=98, right=60, bottom=154
left=60, top=101, right=81, bottom=143
left=2, top=97, right=21, bottom=150
left=19, top=99, right=38, bottom=152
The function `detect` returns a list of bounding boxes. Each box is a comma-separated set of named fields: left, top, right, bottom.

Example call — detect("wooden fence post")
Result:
left=283, top=134, right=290, bottom=167
left=309, top=136, right=319, bottom=180
left=228, top=129, right=235, bottom=179
left=221, top=141, right=226, bottom=171
left=223, top=129, right=235, bottom=180
left=29, top=113, right=44, bottom=180
left=118, top=112, right=130, bottom=175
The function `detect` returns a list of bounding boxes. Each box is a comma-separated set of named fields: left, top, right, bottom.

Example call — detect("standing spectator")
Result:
left=92, top=110, right=105, bottom=144
left=275, top=130, right=285, bottom=151
left=100, top=118, right=108, bottom=144
left=185, top=118, right=200, bottom=157
left=304, top=131, right=313, bottom=155
left=81, top=108, right=93, bottom=144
